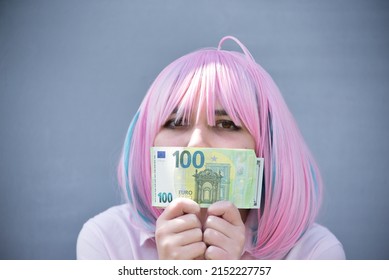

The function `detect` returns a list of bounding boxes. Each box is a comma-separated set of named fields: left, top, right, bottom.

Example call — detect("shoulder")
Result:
left=78, top=204, right=133, bottom=237
left=83, top=204, right=133, bottom=230
left=284, top=223, right=346, bottom=259
left=76, top=204, right=157, bottom=260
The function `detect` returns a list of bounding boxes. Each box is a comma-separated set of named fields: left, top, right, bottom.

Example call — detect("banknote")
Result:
left=151, top=147, right=264, bottom=208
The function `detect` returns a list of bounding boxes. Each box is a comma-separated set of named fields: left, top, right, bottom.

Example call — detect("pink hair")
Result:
left=118, top=36, right=322, bottom=259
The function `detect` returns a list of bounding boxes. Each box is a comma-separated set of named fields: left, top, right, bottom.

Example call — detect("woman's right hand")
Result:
left=155, top=198, right=206, bottom=259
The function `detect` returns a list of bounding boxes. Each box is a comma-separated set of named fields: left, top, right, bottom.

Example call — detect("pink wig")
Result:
left=118, top=36, right=322, bottom=259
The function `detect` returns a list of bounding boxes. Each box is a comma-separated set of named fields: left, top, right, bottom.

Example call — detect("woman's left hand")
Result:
left=203, top=201, right=246, bottom=259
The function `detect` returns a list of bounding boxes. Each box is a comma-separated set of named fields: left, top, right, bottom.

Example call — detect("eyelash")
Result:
left=215, top=120, right=241, bottom=131
left=163, top=118, right=241, bottom=131
left=163, top=118, right=186, bottom=128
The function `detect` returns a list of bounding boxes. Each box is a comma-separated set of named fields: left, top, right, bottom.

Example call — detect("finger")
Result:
left=203, top=227, right=229, bottom=248
left=204, top=215, right=233, bottom=235
left=171, top=213, right=202, bottom=233
left=179, top=242, right=207, bottom=260
left=156, top=213, right=201, bottom=238
left=174, top=227, right=204, bottom=246
left=159, top=198, right=201, bottom=220
left=158, top=240, right=206, bottom=260
left=156, top=225, right=205, bottom=260
left=157, top=226, right=203, bottom=248
left=205, top=245, right=230, bottom=260
left=207, top=201, right=243, bottom=226
left=203, top=213, right=246, bottom=259
left=203, top=226, right=244, bottom=256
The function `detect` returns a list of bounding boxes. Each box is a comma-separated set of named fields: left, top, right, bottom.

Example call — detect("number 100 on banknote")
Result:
left=151, top=147, right=264, bottom=209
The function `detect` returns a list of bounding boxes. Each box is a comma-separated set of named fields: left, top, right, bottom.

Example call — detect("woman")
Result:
left=77, top=36, right=345, bottom=260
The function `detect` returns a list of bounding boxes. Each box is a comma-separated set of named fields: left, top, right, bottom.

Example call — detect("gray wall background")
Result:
left=1, top=0, right=388, bottom=260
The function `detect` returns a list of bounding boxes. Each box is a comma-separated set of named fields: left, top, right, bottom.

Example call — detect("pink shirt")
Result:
left=77, top=204, right=346, bottom=260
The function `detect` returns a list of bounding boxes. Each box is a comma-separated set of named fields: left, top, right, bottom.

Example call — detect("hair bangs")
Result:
left=154, top=50, right=261, bottom=139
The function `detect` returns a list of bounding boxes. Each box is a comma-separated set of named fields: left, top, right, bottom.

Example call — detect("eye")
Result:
left=215, top=120, right=241, bottom=131
left=163, top=118, right=187, bottom=129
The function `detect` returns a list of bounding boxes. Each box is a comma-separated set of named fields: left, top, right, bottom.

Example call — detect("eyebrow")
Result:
left=215, top=109, right=228, bottom=116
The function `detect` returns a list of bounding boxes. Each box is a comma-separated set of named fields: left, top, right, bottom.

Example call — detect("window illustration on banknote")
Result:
left=193, top=163, right=231, bottom=204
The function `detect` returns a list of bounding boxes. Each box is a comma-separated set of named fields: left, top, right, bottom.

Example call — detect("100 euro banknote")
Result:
left=151, top=147, right=264, bottom=208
